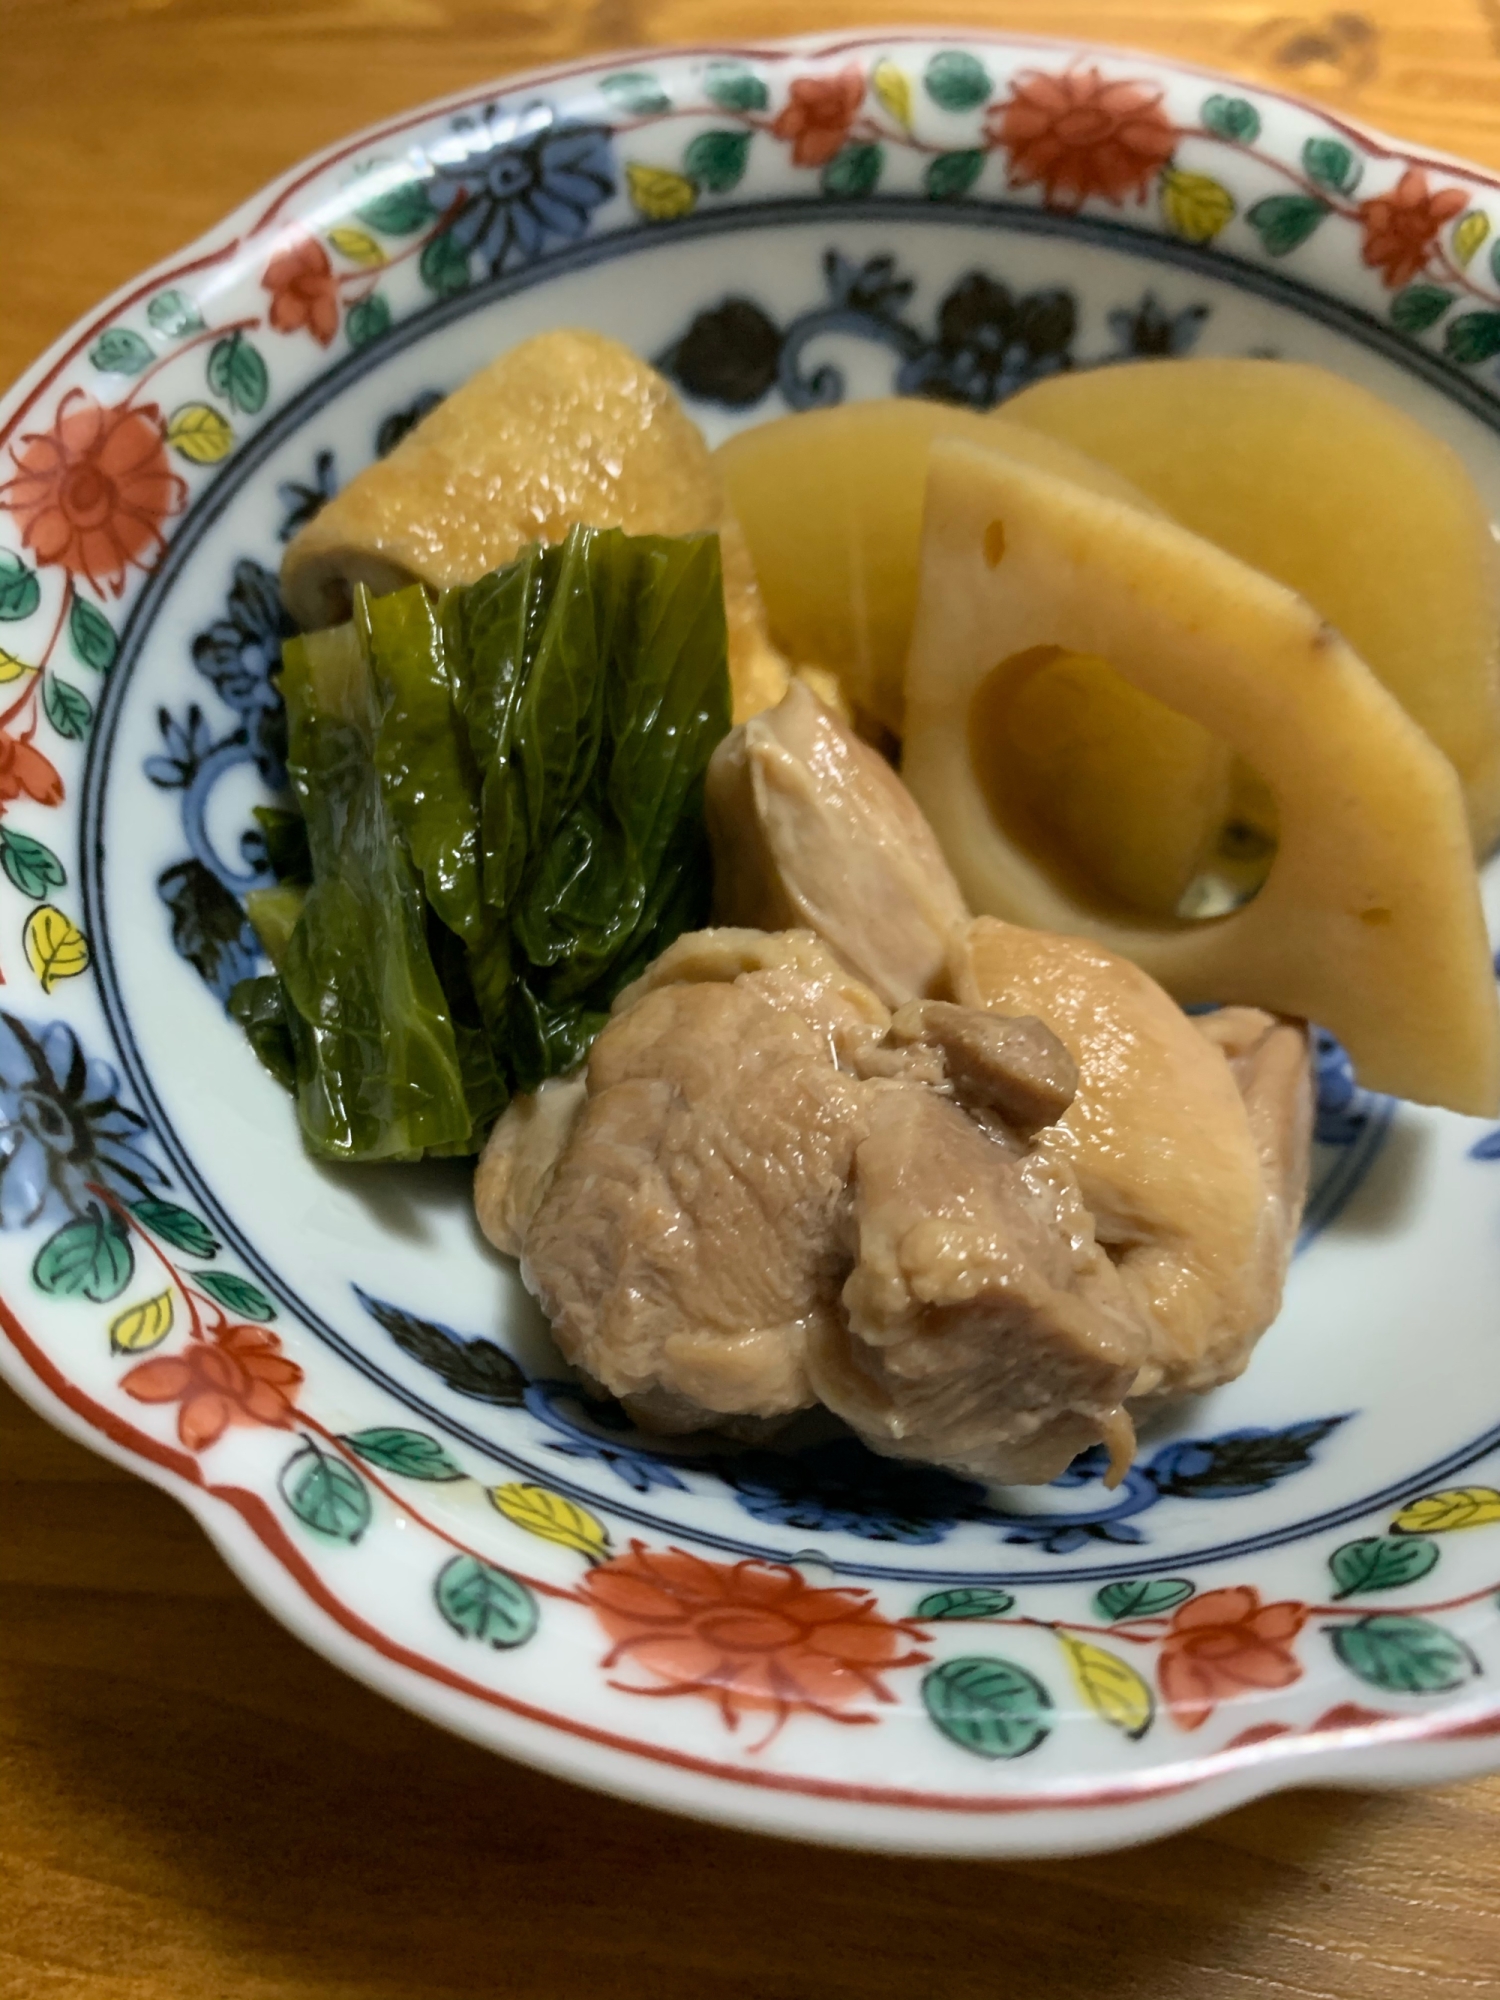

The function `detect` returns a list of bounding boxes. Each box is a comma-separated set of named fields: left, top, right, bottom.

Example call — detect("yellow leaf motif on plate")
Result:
left=328, top=225, right=386, bottom=268
left=872, top=58, right=914, bottom=131
left=110, top=1290, right=174, bottom=1355
left=489, top=1482, right=611, bottom=1562
left=23, top=904, right=89, bottom=993
left=625, top=162, right=698, bottom=222
left=0, top=648, right=32, bottom=683
left=1392, top=1487, right=1500, bottom=1534
left=1159, top=166, right=1236, bottom=245
left=1452, top=210, right=1491, bottom=268
left=1057, top=1631, right=1154, bottom=1740
left=165, top=403, right=235, bottom=466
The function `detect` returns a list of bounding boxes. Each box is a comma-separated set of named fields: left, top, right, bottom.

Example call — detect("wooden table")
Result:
left=5, top=2, right=1500, bottom=1994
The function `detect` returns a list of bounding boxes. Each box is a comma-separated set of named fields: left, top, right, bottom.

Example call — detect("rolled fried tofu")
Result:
left=281, top=328, right=789, bottom=723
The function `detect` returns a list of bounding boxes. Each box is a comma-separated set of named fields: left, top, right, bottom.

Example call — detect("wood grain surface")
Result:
left=4, top=3, right=1500, bottom=1995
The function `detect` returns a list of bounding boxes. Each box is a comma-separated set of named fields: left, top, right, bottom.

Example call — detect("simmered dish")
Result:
left=235, top=327, right=1500, bottom=1489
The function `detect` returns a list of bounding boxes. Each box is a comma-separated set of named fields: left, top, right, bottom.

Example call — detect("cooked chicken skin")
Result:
left=706, top=681, right=969, bottom=1004
left=951, top=918, right=1313, bottom=1403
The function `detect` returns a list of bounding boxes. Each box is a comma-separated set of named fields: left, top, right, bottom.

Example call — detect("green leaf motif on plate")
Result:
left=822, top=142, right=883, bottom=199
left=356, top=176, right=436, bottom=236
left=925, top=150, right=985, bottom=201
left=922, top=1655, right=1052, bottom=1759
left=130, top=1197, right=219, bottom=1259
left=1491, top=235, right=1500, bottom=285
left=0, top=552, right=41, bottom=624
left=703, top=61, right=768, bottom=113
left=195, top=1269, right=277, bottom=1321
left=88, top=328, right=153, bottom=377
left=915, top=1586, right=1016, bottom=1620
left=1093, top=1577, right=1196, bottom=1621
left=924, top=50, right=992, bottom=112
left=206, top=330, right=269, bottom=416
left=1301, top=135, right=1362, bottom=196
left=1330, top=1614, right=1478, bottom=1694
left=68, top=596, right=116, bottom=673
left=0, top=826, right=65, bottom=899
left=1246, top=193, right=1331, bottom=256
left=279, top=1441, right=372, bottom=1545
left=419, top=229, right=470, bottom=298
left=1445, top=312, right=1500, bottom=366
left=344, top=1426, right=465, bottom=1481
left=33, top=1206, right=133, bottom=1303
left=435, top=1554, right=539, bottom=1648
left=147, top=289, right=204, bottom=337
left=1329, top=1535, right=1440, bottom=1599
left=1389, top=284, right=1453, bottom=333
left=43, top=675, right=91, bottom=740
left=346, top=294, right=392, bottom=350
left=1200, top=93, right=1261, bottom=144
left=683, top=129, right=752, bottom=194
left=600, top=70, right=671, bottom=116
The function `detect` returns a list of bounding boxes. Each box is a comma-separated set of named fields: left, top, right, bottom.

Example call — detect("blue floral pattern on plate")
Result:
left=427, top=102, right=615, bottom=276
left=0, top=1011, right=161, bottom=1228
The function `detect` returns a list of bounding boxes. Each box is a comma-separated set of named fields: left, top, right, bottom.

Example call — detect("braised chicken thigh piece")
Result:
left=706, top=680, right=969, bottom=1005
left=951, top=919, right=1313, bottom=1404
left=511, top=929, right=1143, bottom=1478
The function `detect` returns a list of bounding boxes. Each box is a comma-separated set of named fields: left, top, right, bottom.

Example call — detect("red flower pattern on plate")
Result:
left=1158, top=1586, right=1307, bottom=1730
left=989, top=65, right=1178, bottom=210
left=772, top=66, right=866, bottom=169
left=0, top=388, right=186, bottom=598
left=581, top=1541, right=928, bottom=1738
left=263, top=235, right=341, bottom=348
left=1356, top=167, right=1468, bottom=288
left=0, top=733, right=63, bottom=810
left=122, top=1324, right=304, bottom=1451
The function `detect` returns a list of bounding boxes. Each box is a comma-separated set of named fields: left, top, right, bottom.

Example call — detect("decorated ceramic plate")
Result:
left=4, top=28, right=1500, bottom=1857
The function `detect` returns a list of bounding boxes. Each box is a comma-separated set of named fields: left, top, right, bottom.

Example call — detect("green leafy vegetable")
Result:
left=233, top=527, right=730, bottom=1163
left=366, top=585, right=485, bottom=943
left=252, top=805, right=311, bottom=885
left=451, top=545, right=553, bottom=916
left=424, top=910, right=509, bottom=1145
left=510, top=528, right=618, bottom=862
left=277, top=620, right=475, bottom=1162
left=245, top=884, right=306, bottom=968
left=227, top=974, right=298, bottom=1090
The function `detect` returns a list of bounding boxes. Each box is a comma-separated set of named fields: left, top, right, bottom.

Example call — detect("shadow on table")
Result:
left=0, top=1385, right=1390, bottom=2000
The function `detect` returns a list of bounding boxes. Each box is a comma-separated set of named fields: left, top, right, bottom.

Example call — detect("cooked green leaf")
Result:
left=249, top=527, right=731, bottom=1144
left=366, top=584, right=486, bottom=943
left=252, top=805, right=311, bottom=885
left=279, top=618, right=474, bottom=1162
left=510, top=526, right=620, bottom=861
left=606, top=533, right=730, bottom=883
left=228, top=974, right=298, bottom=1090
left=245, top=884, right=306, bottom=968
left=511, top=797, right=644, bottom=983
left=450, top=546, right=551, bottom=915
